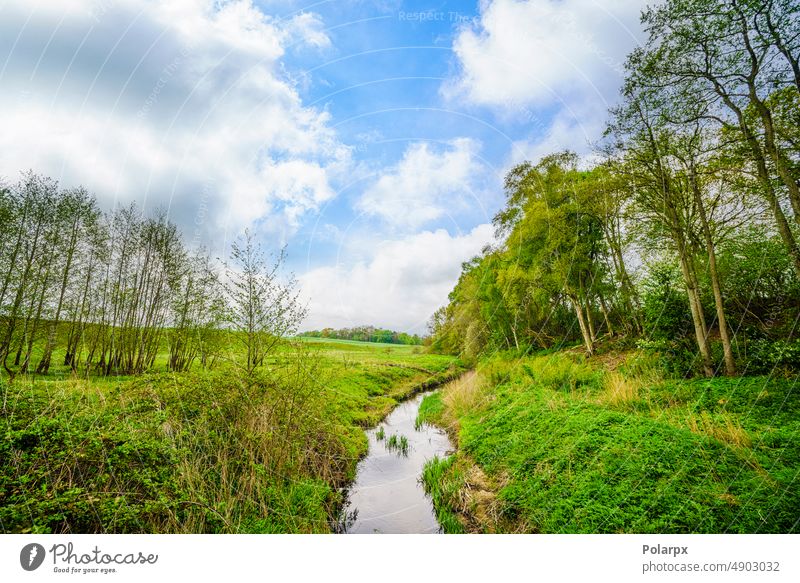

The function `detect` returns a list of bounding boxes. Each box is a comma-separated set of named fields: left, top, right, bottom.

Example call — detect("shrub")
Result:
left=745, top=339, right=800, bottom=374
left=635, top=338, right=704, bottom=378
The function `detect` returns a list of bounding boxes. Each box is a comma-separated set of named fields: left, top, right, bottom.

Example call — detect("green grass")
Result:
left=421, top=456, right=465, bottom=534
left=422, top=351, right=800, bottom=533
left=0, top=338, right=463, bottom=533
left=294, top=336, right=417, bottom=349
left=385, top=433, right=410, bottom=456
left=416, top=392, right=444, bottom=430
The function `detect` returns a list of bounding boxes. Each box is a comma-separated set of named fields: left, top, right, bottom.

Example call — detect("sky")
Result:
left=0, top=0, right=647, bottom=334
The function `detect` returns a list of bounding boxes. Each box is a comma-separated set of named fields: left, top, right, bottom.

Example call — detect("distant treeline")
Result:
left=300, top=326, right=422, bottom=345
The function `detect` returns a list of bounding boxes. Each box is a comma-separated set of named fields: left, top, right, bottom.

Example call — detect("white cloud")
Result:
left=282, top=12, right=332, bottom=50
left=0, top=0, right=346, bottom=248
left=445, top=0, right=643, bottom=108
left=508, top=100, right=609, bottom=165
left=356, top=138, right=484, bottom=229
left=444, top=0, right=644, bottom=160
left=299, top=224, right=494, bottom=334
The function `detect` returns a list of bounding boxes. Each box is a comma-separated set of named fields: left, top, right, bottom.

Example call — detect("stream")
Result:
left=341, top=389, right=453, bottom=534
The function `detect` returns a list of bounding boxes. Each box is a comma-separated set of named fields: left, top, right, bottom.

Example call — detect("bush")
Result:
left=636, top=338, right=703, bottom=378
left=0, top=384, right=181, bottom=533
left=0, top=357, right=348, bottom=533
left=640, top=262, right=693, bottom=341
left=745, top=339, right=800, bottom=374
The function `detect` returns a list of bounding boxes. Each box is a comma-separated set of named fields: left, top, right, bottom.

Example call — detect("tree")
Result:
left=168, top=251, right=225, bottom=372
left=35, top=188, right=100, bottom=374
left=637, top=0, right=800, bottom=274
left=225, top=231, right=307, bottom=376
left=0, top=173, right=59, bottom=380
left=608, top=91, right=716, bottom=377
left=671, top=124, right=741, bottom=375
left=576, top=163, right=643, bottom=335
left=499, top=153, right=612, bottom=355
left=428, top=0, right=800, bottom=377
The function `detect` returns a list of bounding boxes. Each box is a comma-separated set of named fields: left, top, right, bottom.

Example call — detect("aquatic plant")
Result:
left=385, top=433, right=410, bottom=456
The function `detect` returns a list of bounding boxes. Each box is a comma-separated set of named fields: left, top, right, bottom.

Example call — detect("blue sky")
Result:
left=0, top=0, right=646, bottom=333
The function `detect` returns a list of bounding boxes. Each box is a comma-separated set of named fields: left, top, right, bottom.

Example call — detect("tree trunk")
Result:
left=689, top=164, right=736, bottom=376
left=599, top=294, right=614, bottom=337
left=706, top=66, right=800, bottom=275
left=676, top=245, right=714, bottom=377
left=571, top=296, right=594, bottom=355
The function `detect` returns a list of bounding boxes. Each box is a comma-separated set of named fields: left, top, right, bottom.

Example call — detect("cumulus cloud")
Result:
left=508, top=101, right=609, bottom=166
left=356, top=138, right=484, bottom=229
left=299, top=224, right=494, bottom=333
left=444, top=0, right=644, bottom=158
left=0, top=0, right=347, bottom=246
left=445, top=0, right=643, bottom=107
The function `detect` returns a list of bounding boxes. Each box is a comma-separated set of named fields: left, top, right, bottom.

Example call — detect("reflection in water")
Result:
left=342, top=391, right=452, bottom=534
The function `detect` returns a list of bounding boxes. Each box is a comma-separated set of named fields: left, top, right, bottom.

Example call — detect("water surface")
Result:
left=343, top=391, right=452, bottom=534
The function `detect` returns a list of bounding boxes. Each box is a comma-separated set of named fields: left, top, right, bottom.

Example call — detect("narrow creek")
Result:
left=341, top=389, right=453, bottom=534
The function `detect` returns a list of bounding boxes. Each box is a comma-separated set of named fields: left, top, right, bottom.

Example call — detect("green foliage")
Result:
left=423, top=352, right=800, bottom=533
left=716, top=229, right=800, bottom=339
left=416, top=392, right=444, bottom=429
left=635, top=338, right=701, bottom=378
left=0, top=340, right=461, bottom=533
left=745, top=339, right=800, bottom=375
left=518, top=353, right=602, bottom=392
left=428, top=0, right=800, bottom=377
left=431, top=153, right=619, bottom=359
left=0, top=380, right=180, bottom=533
left=300, top=326, right=422, bottom=345
left=421, top=456, right=466, bottom=534
left=640, top=261, right=692, bottom=341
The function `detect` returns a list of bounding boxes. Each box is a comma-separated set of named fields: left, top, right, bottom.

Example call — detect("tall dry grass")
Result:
left=439, top=370, right=488, bottom=431
left=598, top=371, right=643, bottom=407
left=686, top=411, right=752, bottom=448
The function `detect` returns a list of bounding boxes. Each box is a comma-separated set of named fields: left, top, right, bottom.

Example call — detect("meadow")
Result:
left=418, top=349, right=800, bottom=533
left=0, top=336, right=462, bottom=533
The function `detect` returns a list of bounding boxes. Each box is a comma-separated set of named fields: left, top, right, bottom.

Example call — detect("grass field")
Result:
left=418, top=351, right=800, bottom=533
left=0, top=337, right=463, bottom=533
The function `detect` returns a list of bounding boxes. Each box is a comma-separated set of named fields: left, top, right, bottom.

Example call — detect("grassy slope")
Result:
left=0, top=338, right=462, bottom=533
left=418, top=351, right=800, bottom=533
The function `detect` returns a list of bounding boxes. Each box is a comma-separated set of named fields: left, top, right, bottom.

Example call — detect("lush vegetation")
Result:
left=3, top=0, right=799, bottom=536
left=1, top=339, right=461, bottom=533
left=299, top=326, right=423, bottom=346
left=0, top=163, right=464, bottom=533
left=429, top=0, right=800, bottom=378
left=0, top=172, right=311, bottom=381
left=422, top=0, right=800, bottom=534
left=419, top=351, right=800, bottom=533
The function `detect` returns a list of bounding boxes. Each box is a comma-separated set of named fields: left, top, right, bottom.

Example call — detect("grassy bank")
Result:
left=418, top=351, right=800, bottom=533
left=1, top=339, right=462, bottom=533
